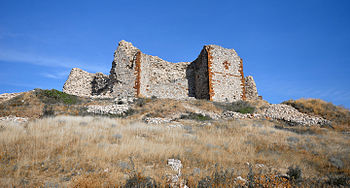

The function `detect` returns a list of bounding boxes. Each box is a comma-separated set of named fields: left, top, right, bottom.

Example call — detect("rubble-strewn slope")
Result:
left=0, top=89, right=332, bottom=128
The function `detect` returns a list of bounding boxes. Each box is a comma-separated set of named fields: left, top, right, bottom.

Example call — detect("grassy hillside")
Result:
left=0, top=89, right=104, bottom=118
left=0, top=116, right=349, bottom=187
left=1, top=91, right=350, bottom=186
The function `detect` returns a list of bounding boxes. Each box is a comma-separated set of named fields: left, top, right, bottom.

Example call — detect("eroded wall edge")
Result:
left=206, top=46, right=214, bottom=101
left=133, top=51, right=142, bottom=97
left=239, top=58, right=246, bottom=100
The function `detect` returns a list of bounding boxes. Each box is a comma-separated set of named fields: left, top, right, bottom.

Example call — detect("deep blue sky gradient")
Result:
left=1, top=0, right=349, bottom=107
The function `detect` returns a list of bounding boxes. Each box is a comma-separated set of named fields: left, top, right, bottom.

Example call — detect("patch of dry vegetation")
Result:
left=132, top=98, right=188, bottom=118
left=0, top=89, right=117, bottom=118
left=283, top=98, right=350, bottom=131
left=1, top=116, right=349, bottom=187
left=131, top=98, right=223, bottom=120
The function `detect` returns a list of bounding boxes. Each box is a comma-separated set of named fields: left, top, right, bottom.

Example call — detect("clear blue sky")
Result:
left=1, top=0, right=349, bottom=108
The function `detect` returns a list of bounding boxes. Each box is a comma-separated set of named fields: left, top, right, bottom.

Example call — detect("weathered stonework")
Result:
left=245, top=76, right=259, bottom=100
left=204, top=45, right=245, bottom=102
left=63, top=68, right=95, bottom=97
left=109, top=41, right=140, bottom=98
left=91, top=72, right=110, bottom=96
left=63, top=40, right=259, bottom=102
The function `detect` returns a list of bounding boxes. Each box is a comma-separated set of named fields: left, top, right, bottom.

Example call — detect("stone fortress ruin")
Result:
left=63, top=40, right=259, bottom=102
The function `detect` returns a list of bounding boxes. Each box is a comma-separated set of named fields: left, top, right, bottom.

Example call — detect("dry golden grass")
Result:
left=0, top=92, right=44, bottom=118
left=131, top=98, right=222, bottom=120
left=132, top=98, right=188, bottom=118
left=0, top=116, right=349, bottom=187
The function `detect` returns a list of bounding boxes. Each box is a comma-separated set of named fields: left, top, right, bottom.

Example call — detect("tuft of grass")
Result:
left=214, top=100, right=255, bottom=114
left=180, top=112, right=212, bottom=121
left=287, top=165, right=302, bottom=182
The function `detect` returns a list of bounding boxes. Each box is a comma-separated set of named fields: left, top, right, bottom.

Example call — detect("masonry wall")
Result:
left=207, top=45, right=244, bottom=102
left=63, top=40, right=254, bottom=102
left=245, top=75, right=259, bottom=100
left=138, top=53, right=191, bottom=99
left=63, top=68, right=95, bottom=97
left=109, top=41, right=140, bottom=98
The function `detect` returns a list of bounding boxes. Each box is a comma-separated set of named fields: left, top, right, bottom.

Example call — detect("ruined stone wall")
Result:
left=63, top=68, right=95, bottom=97
left=138, top=53, right=191, bottom=99
left=193, top=48, right=209, bottom=100
left=63, top=68, right=111, bottom=97
left=109, top=40, right=140, bottom=98
left=207, top=45, right=244, bottom=102
left=91, top=73, right=110, bottom=96
left=63, top=40, right=256, bottom=102
left=245, top=76, right=259, bottom=100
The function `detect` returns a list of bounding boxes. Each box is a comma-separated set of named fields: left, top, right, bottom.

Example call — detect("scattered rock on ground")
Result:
left=0, top=116, right=28, bottom=123
left=263, top=104, right=331, bottom=126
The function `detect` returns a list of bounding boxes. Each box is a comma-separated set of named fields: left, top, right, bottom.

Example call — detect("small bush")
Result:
left=326, top=174, right=350, bottom=186
left=287, top=165, right=302, bottom=182
left=214, top=100, right=255, bottom=114
left=135, top=98, right=146, bottom=107
left=180, top=112, right=212, bottom=121
left=35, top=89, right=79, bottom=105
left=197, top=165, right=235, bottom=187
left=43, top=105, right=55, bottom=117
left=124, top=172, right=159, bottom=188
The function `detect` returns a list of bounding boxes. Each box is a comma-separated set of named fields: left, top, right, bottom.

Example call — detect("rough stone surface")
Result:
left=263, top=104, right=331, bottom=126
left=86, top=104, right=130, bottom=115
left=245, top=76, right=259, bottom=100
left=166, top=159, right=187, bottom=187
left=206, top=45, right=245, bottom=102
left=91, top=72, right=110, bottom=96
left=143, top=117, right=171, bottom=124
left=0, top=116, right=28, bottom=123
left=63, top=68, right=112, bottom=97
left=221, top=104, right=331, bottom=127
left=138, top=53, right=192, bottom=99
left=109, top=40, right=140, bottom=98
left=63, top=40, right=253, bottom=102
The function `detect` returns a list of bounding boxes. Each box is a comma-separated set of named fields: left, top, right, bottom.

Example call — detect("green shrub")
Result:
left=180, top=112, right=212, bottom=121
left=35, top=89, right=79, bottom=105
left=214, top=100, right=255, bottom=114
left=287, top=165, right=302, bottom=182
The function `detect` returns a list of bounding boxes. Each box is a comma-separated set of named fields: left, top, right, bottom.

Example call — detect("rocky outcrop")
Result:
left=245, top=76, right=259, bottom=100
left=63, top=40, right=258, bottom=102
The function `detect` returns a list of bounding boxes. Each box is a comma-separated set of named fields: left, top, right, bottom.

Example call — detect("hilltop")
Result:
left=0, top=41, right=349, bottom=186
left=0, top=88, right=349, bottom=186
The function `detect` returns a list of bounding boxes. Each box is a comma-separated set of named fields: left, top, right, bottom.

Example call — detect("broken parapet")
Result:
left=63, top=40, right=257, bottom=102
left=63, top=68, right=111, bottom=97
left=245, top=76, right=259, bottom=100
left=63, top=68, right=96, bottom=97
